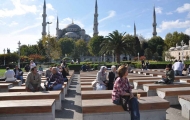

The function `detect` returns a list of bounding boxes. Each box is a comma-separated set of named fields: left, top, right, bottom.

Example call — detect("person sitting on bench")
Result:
left=112, top=65, right=140, bottom=120
left=5, top=67, right=16, bottom=82
left=95, top=66, right=107, bottom=90
left=46, top=67, right=64, bottom=91
left=25, top=67, right=42, bottom=92
left=108, top=65, right=117, bottom=90
left=162, top=64, right=175, bottom=84
left=13, top=65, right=23, bottom=83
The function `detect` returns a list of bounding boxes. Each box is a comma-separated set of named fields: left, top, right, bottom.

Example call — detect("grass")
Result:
left=0, top=69, right=5, bottom=77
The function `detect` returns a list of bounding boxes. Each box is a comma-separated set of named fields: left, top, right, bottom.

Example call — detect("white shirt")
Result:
left=172, top=62, right=183, bottom=71
left=5, top=70, right=16, bottom=81
left=30, top=62, right=36, bottom=69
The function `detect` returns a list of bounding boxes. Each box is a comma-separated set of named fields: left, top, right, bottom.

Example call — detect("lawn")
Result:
left=0, top=69, right=5, bottom=77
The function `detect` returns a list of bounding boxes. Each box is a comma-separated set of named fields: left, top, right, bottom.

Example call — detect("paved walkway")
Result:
left=55, top=74, right=82, bottom=120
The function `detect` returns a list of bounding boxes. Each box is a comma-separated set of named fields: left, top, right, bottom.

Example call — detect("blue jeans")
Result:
left=16, top=75, right=23, bottom=83
left=113, top=98, right=140, bottom=120
left=174, top=70, right=182, bottom=76
left=48, top=82, right=62, bottom=90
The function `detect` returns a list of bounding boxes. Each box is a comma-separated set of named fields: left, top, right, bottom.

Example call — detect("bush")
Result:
left=68, top=64, right=82, bottom=71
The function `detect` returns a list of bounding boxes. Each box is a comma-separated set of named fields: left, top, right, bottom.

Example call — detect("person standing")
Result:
left=172, top=60, right=183, bottom=76
left=13, top=65, right=23, bottom=83
left=25, top=67, right=42, bottom=92
left=145, top=61, right=149, bottom=70
left=141, top=59, right=145, bottom=71
left=30, top=60, right=36, bottom=70
left=108, top=65, right=117, bottom=90
left=5, top=67, right=16, bottom=82
left=24, top=64, right=30, bottom=72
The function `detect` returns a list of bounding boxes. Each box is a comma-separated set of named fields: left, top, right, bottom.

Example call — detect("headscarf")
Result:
left=99, top=66, right=106, bottom=76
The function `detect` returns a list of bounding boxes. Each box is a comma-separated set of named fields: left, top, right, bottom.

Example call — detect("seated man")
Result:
left=5, top=67, right=16, bottom=82
left=45, top=67, right=64, bottom=91
left=45, top=67, right=52, bottom=78
left=14, top=65, right=23, bottom=83
left=25, top=67, right=42, bottom=92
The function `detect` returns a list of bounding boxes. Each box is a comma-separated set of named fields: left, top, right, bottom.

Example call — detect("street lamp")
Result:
left=112, top=50, right=114, bottom=63
left=181, top=40, right=184, bottom=62
left=104, top=54, right=106, bottom=62
left=18, top=41, right=21, bottom=68
left=3, top=49, right=5, bottom=66
left=46, top=22, right=52, bottom=36
left=138, top=52, right=139, bottom=62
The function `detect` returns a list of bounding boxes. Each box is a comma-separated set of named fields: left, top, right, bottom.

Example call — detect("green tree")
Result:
left=59, top=37, right=75, bottom=57
left=140, top=40, right=148, bottom=56
left=144, top=48, right=152, bottom=60
left=88, top=36, right=104, bottom=56
left=156, top=45, right=163, bottom=56
left=100, top=30, right=134, bottom=63
left=75, top=39, right=88, bottom=56
left=134, top=37, right=141, bottom=56
left=153, top=52, right=159, bottom=60
left=36, top=39, right=46, bottom=56
left=148, top=36, right=164, bottom=54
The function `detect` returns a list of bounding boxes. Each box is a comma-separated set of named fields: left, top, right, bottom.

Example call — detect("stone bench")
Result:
left=157, top=87, right=190, bottom=105
left=80, top=79, right=95, bottom=82
left=0, top=83, right=13, bottom=92
left=180, top=79, right=190, bottom=83
left=128, top=77, right=161, bottom=85
left=133, top=80, right=160, bottom=89
left=80, top=77, right=96, bottom=79
left=178, top=95, right=190, bottom=120
left=81, top=85, right=93, bottom=91
left=143, top=83, right=190, bottom=96
left=81, top=89, right=147, bottom=100
left=0, top=99, right=55, bottom=120
left=82, top=96, right=169, bottom=120
left=0, top=91, right=62, bottom=110
left=81, top=82, right=92, bottom=85
left=8, top=86, right=65, bottom=100
left=0, top=80, right=22, bottom=86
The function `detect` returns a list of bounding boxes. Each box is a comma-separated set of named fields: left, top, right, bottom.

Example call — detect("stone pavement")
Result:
left=55, top=74, right=82, bottom=120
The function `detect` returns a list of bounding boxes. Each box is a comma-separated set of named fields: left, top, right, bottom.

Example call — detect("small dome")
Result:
left=65, top=32, right=78, bottom=37
left=66, top=23, right=81, bottom=30
left=170, top=47, right=175, bottom=50
left=183, top=45, right=188, bottom=48
left=176, top=46, right=181, bottom=50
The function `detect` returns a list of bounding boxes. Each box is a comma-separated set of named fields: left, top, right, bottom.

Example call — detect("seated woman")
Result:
left=60, top=66, right=68, bottom=82
left=162, top=64, right=175, bottom=84
left=46, top=67, right=64, bottom=91
left=108, top=65, right=117, bottom=90
left=95, top=66, right=107, bottom=90
left=112, top=65, right=140, bottom=120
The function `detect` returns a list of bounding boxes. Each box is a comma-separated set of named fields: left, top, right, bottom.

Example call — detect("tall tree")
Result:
left=75, top=39, right=88, bottom=56
left=88, top=36, right=104, bottom=56
left=148, top=36, right=164, bottom=54
left=140, top=40, right=148, bottom=56
left=144, top=48, right=152, bottom=60
left=59, top=37, right=75, bottom=57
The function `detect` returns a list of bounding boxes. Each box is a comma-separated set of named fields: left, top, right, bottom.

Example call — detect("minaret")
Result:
left=152, top=6, right=157, bottom=37
left=56, top=16, right=59, bottom=37
left=134, top=22, right=136, bottom=37
left=42, top=0, right=47, bottom=38
left=93, top=0, right=99, bottom=37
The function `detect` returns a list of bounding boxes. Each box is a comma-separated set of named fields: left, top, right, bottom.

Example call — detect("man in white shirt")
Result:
left=172, top=60, right=183, bottom=76
left=30, top=60, right=36, bottom=70
left=5, top=67, right=16, bottom=82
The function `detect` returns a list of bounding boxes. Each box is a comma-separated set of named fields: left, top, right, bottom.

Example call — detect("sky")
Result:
left=0, top=0, right=190, bottom=53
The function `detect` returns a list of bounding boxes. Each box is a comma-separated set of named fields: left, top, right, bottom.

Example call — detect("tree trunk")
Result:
left=116, top=53, right=120, bottom=63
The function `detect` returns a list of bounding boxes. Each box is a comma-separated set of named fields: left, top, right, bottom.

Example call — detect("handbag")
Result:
left=120, top=95, right=130, bottom=111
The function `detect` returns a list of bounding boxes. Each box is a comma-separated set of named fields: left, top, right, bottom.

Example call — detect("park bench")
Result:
left=0, top=99, right=55, bottom=120
left=0, top=80, right=22, bottom=86
left=81, top=82, right=92, bottom=85
left=0, top=91, right=62, bottom=110
left=157, top=87, right=190, bottom=105
left=178, top=95, right=190, bottom=120
left=82, top=96, right=169, bottom=120
left=81, top=89, right=147, bottom=100
left=128, top=77, right=161, bottom=85
left=81, top=85, right=94, bottom=91
left=0, top=83, right=13, bottom=92
left=180, top=78, right=190, bottom=83
left=8, top=86, right=65, bottom=100
left=143, top=83, right=190, bottom=96
left=80, top=79, right=95, bottom=82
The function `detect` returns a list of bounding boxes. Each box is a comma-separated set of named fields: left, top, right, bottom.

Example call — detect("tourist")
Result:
left=46, top=67, right=64, bottom=91
left=60, top=66, right=69, bottom=82
left=45, top=67, right=52, bottom=78
left=162, top=64, right=175, bottom=84
left=13, top=65, right=23, bottom=83
left=39, top=65, right=43, bottom=72
left=30, top=60, right=36, bottom=70
left=81, top=64, right=87, bottom=72
left=145, top=61, right=149, bottom=70
left=5, top=67, right=16, bottom=82
left=172, top=60, right=183, bottom=76
left=112, top=65, right=140, bottom=120
left=95, top=66, right=107, bottom=90
left=24, top=64, right=30, bottom=72
left=108, top=65, right=117, bottom=90
left=141, top=59, right=145, bottom=71
left=25, top=67, right=42, bottom=92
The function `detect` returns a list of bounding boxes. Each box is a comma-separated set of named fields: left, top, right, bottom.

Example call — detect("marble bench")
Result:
left=0, top=99, right=55, bottom=120
left=0, top=80, right=22, bottom=86
left=80, top=79, right=95, bottom=82
left=81, top=85, right=94, bottom=91
left=0, top=91, right=62, bottom=110
left=81, top=89, right=147, bottom=100
left=82, top=96, right=169, bottom=120
left=81, top=82, right=92, bottom=85
left=157, top=87, right=190, bottom=105
left=143, top=83, right=190, bottom=96
left=8, top=86, right=65, bottom=100
left=128, top=77, right=161, bottom=85
left=178, top=95, right=190, bottom=120
left=0, top=83, right=13, bottom=92
left=180, top=79, right=190, bottom=83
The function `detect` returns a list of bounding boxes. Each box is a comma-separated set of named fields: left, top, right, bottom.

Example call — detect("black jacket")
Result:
left=13, top=68, right=23, bottom=76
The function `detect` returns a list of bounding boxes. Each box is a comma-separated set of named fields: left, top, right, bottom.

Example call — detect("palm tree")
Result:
left=100, top=30, right=135, bottom=63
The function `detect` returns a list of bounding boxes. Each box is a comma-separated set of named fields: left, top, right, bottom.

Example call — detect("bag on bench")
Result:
left=120, top=95, right=130, bottom=111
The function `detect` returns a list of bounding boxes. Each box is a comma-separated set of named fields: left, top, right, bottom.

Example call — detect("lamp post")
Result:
left=104, top=54, right=106, bottom=62
left=3, top=49, right=5, bottom=66
left=112, top=50, right=114, bottom=63
left=138, top=52, right=139, bottom=62
left=181, top=40, right=184, bottom=62
left=101, top=56, right=102, bottom=62
left=46, top=22, right=52, bottom=36
left=18, top=41, right=21, bottom=68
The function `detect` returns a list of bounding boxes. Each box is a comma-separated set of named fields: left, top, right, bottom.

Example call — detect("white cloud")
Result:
left=0, top=0, right=38, bottom=18
left=155, top=7, right=163, bottom=14
left=158, top=19, right=190, bottom=33
left=121, top=24, right=131, bottom=28
left=176, top=3, right=190, bottom=18
left=46, top=3, right=54, bottom=10
left=99, top=10, right=116, bottom=23
left=48, top=15, right=55, bottom=22
left=60, top=17, right=84, bottom=28
left=9, top=21, right=18, bottom=27
left=185, top=28, right=190, bottom=36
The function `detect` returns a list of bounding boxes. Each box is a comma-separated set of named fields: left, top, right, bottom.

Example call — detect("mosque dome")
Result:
left=169, top=47, right=175, bottom=51
left=66, top=23, right=81, bottom=30
left=176, top=46, right=181, bottom=50
left=65, top=32, right=78, bottom=38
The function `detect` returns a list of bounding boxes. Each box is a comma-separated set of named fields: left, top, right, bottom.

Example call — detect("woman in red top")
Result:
left=112, top=65, right=140, bottom=120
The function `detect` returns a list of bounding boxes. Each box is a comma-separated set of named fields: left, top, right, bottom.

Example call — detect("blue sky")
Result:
left=0, top=0, right=190, bottom=53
